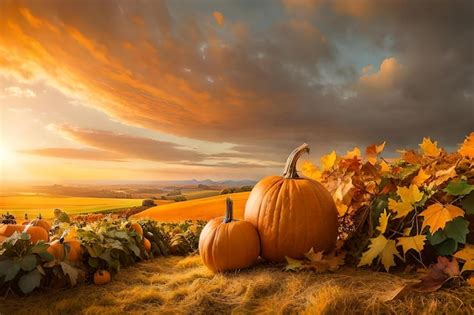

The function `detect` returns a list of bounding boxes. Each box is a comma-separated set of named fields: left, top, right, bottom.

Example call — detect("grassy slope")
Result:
left=0, top=195, right=151, bottom=219
left=134, top=192, right=250, bottom=222
left=2, top=255, right=472, bottom=314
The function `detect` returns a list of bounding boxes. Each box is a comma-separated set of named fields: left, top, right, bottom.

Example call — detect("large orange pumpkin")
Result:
left=244, top=143, right=338, bottom=262
left=199, top=198, right=260, bottom=272
left=0, top=224, right=49, bottom=244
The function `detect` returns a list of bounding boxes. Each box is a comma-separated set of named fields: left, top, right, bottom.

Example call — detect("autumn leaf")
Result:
left=380, top=160, right=391, bottom=173
left=419, top=137, right=441, bottom=157
left=388, top=185, right=424, bottom=219
left=419, top=203, right=464, bottom=234
left=458, top=132, right=474, bottom=159
left=335, top=201, right=348, bottom=217
left=304, top=248, right=345, bottom=272
left=284, top=256, right=303, bottom=271
left=443, top=180, right=474, bottom=196
left=301, top=161, right=322, bottom=181
left=412, top=168, right=430, bottom=186
left=320, top=151, right=337, bottom=171
left=453, top=245, right=474, bottom=273
left=409, top=257, right=460, bottom=293
left=376, top=210, right=390, bottom=234
left=366, top=142, right=386, bottom=165
left=333, top=177, right=353, bottom=202
left=346, top=147, right=361, bottom=159
left=358, top=235, right=400, bottom=271
left=434, top=165, right=456, bottom=186
left=397, top=235, right=426, bottom=256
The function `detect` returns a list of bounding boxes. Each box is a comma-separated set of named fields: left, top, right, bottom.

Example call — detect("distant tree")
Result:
left=220, top=188, right=230, bottom=195
left=198, top=184, right=210, bottom=190
left=161, top=195, right=167, bottom=200
left=174, top=195, right=187, bottom=202
left=166, top=189, right=182, bottom=196
left=142, top=199, right=156, bottom=207
left=240, top=185, right=254, bottom=192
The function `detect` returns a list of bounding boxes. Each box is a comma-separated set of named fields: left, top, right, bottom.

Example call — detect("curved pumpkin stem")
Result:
left=282, top=143, right=310, bottom=179
left=223, top=198, right=234, bottom=223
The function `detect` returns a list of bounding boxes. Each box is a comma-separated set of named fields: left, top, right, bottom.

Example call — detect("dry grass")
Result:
left=1, top=255, right=472, bottom=315
left=134, top=192, right=250, bottom=222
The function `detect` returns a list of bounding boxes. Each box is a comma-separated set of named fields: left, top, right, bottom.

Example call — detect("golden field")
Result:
left=0, top=195, right=149, bottom=219
left=133, top=192, right=250, bottom=222
left=1, top=255, right=471, bottom=314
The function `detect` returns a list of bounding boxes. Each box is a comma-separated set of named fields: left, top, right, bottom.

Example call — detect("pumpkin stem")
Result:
left=223, top=198, right=234, bottom=223
left=282, top=143, right=310, bottom=179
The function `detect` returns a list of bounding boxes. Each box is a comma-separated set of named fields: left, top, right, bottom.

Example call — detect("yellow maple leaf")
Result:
left=419, top=137, right=441, bottom=157
left=284, top=256, right=304, bottom=271
left=301, top=161, right=322, bottom=181
left=333, top=177, right=353, bottom=202
left=458, top=132, right=474, bottom=159
left=346, top=147, right=361, bottom=159
left=397, top=235, right=426, bottom=255
left=397, top=185, right=424, bottom=204
left=453, top=245, right=474, bottom=273
left=403, top=227, right=412, bottom=236
left=419, top=203, right=464, bottom=234
left=366, top=142, right=386, bottom=165
left=388, top=185, right=424, bottom=219
left=320, top=151, right=337, bottom=171
left=380, top=160, right=391, bottom=173
left=381, top=240, right=399, bottom=272
left=412, top=168, right=430, bottom=186
left=388, top=199, right=413, bottom=219
left=358, top=235, right=400, bottom=271
left=376, top=210, right=390, bottom=234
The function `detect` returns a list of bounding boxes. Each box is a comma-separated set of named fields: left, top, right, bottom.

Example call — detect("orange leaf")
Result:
left=458, top=132, right=474, bottom=159
left=419, top=203, right=464, bottom=234
left=419, top=137, right=441, bottom=157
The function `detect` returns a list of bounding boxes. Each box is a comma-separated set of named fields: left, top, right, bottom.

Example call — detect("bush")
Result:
left=142, top=199, right=156, bottom=207
left=174, top=196, right=187, bottom=202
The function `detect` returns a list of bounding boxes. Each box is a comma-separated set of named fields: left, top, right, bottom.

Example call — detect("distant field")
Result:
left=134, top=192, right=250, bottom=222
left=0, top=195, right=149, bottom=219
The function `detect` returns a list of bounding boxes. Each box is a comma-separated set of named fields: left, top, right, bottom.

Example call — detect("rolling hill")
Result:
left=133, top=192, right=251, bottom=222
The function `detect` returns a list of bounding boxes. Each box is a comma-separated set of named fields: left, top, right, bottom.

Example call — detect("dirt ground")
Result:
left=1, top=255, right=473, bottom=315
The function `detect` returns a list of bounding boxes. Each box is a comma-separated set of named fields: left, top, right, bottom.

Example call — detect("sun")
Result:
left=0, top=145, right=13, bottom=163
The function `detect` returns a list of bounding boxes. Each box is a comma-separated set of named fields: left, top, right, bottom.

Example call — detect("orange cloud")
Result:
left=19, top=148, right=124, bottom=162
left=359, top=58, right=404, bottom=89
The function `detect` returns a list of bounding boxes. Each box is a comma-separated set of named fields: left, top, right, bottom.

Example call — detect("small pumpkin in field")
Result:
left=29, top=214, right=52, bottom=232
left=131, top=223, right=143, bottom=237
left=244, top=143, right=338, bottom=262
left=143, top=238, right=151, bottom=254
left=0, top=224, right=49, bottom=244
left=199, top=198, right=260, bottom=272
left=94, top=270, right=111, bottom=285
left=47, top=238, right=82, bottom=262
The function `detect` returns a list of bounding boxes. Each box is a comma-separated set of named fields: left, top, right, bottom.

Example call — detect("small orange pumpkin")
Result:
left=94, top=270, right=111, bottom=285
left=131, top=223, right=143, bottom=237
left=0, top=224, right=49, bottom=244
left=47, top=239, right=82, bottom=262
left=199, top=198, right=260, bottom=272
left=244, top=143, right=339, bottom=262
left=143, top=238, right=151, bottom=254
left=30, top=215, right=52, bottom=232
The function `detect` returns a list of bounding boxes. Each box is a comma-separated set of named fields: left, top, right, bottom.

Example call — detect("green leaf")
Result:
left=428, top=230, right=447, bottom=246
left=444, top=217, right=470, bottom=244
left=129, top=244, right=141, bottom=257
left=31, top=243, right=49, bottom=254
left=461, top=192, right=474, bottom=215
left=39, top=251, right=54, bottom=262
left=20, top=254, right=37, bottom=272
left=443, top=180, right=474, bottom=196
left=60, top=262, right=79, bottom=286
left=434, top=238, right=458, bottom=256
left=18, top=269, right=41, bottom=294
left=88, top=257, right=99, bottom=268
left=0, top=260, right=21, bottom=281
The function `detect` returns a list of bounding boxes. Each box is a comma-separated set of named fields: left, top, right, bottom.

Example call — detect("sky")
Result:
left=0, top=0, right=473, bottom=183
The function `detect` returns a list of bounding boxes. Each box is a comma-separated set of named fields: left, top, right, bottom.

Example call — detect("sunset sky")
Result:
left=0, top=0, right=473, bottom=183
